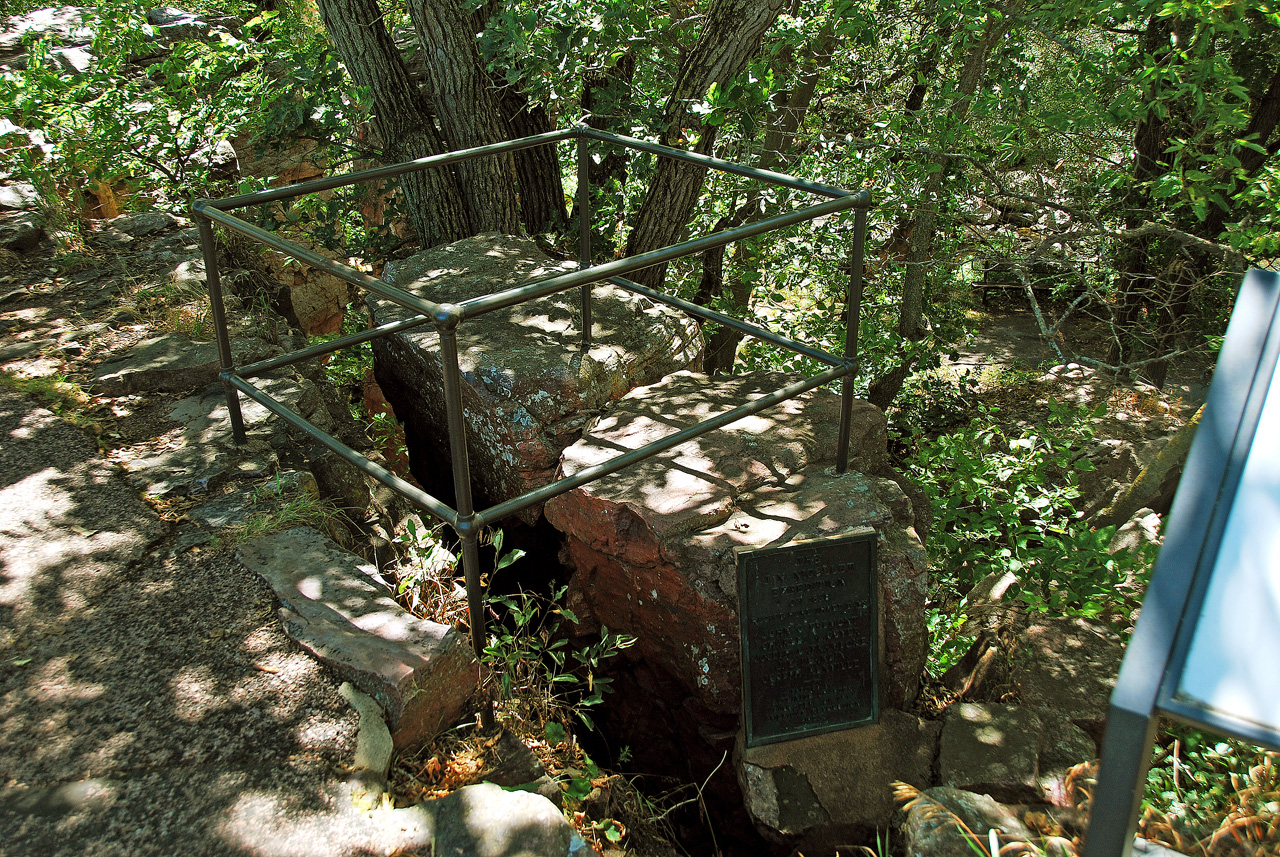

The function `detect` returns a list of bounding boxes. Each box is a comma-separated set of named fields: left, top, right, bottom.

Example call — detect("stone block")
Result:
left=92, top=333, right=278, bottom=396
left=1013, top=616, right=1124, bottom=741
left=369, top=232, right=703, bottom=521
left=938, top=703, right=1041, bottom=803
left=236, top=527, right=477, bottom=747
left=545, top=371, right=925, bottom=733
left=737, top=709, right=940, bottom=841
left=390, top=783, right=574, bottom=857
left=1035, top=709, right=1097, bottom=806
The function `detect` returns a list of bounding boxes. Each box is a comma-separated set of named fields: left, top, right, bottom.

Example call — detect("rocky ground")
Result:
left=0, top=206, right=585, bottom=855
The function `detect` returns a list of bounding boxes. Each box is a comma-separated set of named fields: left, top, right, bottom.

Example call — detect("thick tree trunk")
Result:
left=314, top=0, right=470, bottom=247
left=406, top=0, right=520, bottom=234
left=494, top=86, right=567, bottom=234
left=624, top=0, right=787, bottom=290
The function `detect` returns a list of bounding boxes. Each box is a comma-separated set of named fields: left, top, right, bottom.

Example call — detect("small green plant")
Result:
left=0, top=371, right=98, bottom=429
left=910, top=398, right=1158, bottom=671
left=391, top=516, right=462, bottom=622
left=312, top=306, right=374, bottom=421
left=484, top=582, right=636, bottom=732
left=213, top=485, right=347, bottom=550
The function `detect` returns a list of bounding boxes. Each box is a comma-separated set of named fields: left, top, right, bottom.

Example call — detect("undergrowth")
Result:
left=210, top=478, right=348, bottom=550
left=907, top=391, right=1157, bottom=677
left=0, top=370, right=100, bottom=430
left=379, top=518, right=687, bottom=853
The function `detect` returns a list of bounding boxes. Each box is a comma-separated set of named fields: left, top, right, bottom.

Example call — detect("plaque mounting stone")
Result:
left=738, top=530, right=878, bottom=748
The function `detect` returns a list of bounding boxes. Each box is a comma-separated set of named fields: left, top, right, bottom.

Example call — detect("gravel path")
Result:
left=0, top=386, right=379, bottom=855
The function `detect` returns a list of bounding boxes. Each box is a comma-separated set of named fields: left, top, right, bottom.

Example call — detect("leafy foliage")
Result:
left=909, top=395, right=1157, bottom=675
left=484, top=582, right=637, bottom=732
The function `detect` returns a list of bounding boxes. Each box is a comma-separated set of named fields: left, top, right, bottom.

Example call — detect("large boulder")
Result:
left=1012, top=616, right=1124, bottom=742
left=544, top=370, right=927, bottom=788
left=369, top=233, right=702, bottom=521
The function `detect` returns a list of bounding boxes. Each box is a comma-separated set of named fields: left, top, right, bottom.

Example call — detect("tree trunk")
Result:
left=493, top=85, right=567, bottom=234
left=314, top=0, right=470, bottom=247
left=581, top=54, right=636, bottom=189
left=406, top=0, right=520, bottom=234
left=624, top=0, right=787, bottom=290
left=1108, top=16, right=1174, bottom=372
left=869, top=6, right=1018, bottom=407
left=1200, top=64, right=1280, bottom=239
left=692, top=21, right=835, bottom=374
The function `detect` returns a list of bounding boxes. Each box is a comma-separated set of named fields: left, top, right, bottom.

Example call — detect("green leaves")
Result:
left=910, top=399, right=1154, bottom=659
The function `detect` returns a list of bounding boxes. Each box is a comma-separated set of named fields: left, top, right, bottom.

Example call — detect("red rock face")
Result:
left=545, top=372, right=928, bottom=756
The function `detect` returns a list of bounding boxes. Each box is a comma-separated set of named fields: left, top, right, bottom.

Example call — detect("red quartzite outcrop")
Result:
left=544, top=371, right=928, bottom=764
left=368, top=233, right=703, bottom=521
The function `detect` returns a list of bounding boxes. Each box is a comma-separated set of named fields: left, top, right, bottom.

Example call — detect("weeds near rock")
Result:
left=1138, top=728, right=1280, bottom=857
left=212, top=482, right=348, bottom=551
left=0, top=370, right=99, bottom=430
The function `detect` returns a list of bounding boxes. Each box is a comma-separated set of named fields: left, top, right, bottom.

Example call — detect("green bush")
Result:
left=909, top=398, right=1157, bottom=672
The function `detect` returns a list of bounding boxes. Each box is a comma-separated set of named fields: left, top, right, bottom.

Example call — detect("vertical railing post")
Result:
left=437, top=309, right=494, bottom=730
left=197, top=212, right=246, bottom=445
left=836, top=206, right=868, bottom=474
left=577, top=131, right=592, bottom=349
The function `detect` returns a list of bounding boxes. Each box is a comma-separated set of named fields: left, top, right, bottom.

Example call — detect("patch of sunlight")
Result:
left=976, top=726, right=1008, bottom=747
left=171, top=664, right=224, bottom=723
left=30, top=655, right=104, bottom=704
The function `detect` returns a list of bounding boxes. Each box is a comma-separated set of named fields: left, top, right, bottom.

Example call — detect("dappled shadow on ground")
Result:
left=0, top=388, right=367, bottom=856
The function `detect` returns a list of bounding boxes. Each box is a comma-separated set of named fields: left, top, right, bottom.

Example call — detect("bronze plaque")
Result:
left=738, top=531, right=878, bottom=747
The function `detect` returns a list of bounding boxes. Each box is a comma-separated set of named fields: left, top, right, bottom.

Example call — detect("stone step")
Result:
left=236, top=526, right=477, bottom=748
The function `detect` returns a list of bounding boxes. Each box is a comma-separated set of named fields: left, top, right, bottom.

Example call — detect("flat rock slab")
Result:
left=738, top=709, right=940, bottom=843
left=369, top=232, right=702, bottom=521
left=92, top=333, right=279, bottom=396
left=1013, top=616, right=1124, bottom=740
left=938, top=703, right=1041, bottom=803
left=236, top=527, right=477, bottom=748
left=545, top=370, right=926, bottom=725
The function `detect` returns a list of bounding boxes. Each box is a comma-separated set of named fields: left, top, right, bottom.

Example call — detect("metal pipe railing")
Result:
left=476, top=365, right=849, bottom=525
left=607, top=275, right=845, bottom=369
left=454, top=192, right=866, bottom=320
left=193, top=127, right=873, bottom=732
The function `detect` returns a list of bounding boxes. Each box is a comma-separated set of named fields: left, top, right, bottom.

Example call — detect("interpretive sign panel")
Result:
left=1160, top=342, right=1280, bottom=747
left=738, top=530, right=878, bottom=748
left=1085, top=268, right=1280, bottom=857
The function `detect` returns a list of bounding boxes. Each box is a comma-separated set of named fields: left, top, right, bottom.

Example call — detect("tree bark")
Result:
left=1200, top=64, right=1280, bottom=239
left=868, top=5, right=1018, bottom=408
left=493, top=85, right=567, bottom=234
left=581, top=54, right=636, bottom=189
left=314, top=0, right=470, bottom=247
left=406, top=0, right=520, bottom=234
left=692, top=20, right=836, bottom=374
left=623, top=0, right=787, bottom=290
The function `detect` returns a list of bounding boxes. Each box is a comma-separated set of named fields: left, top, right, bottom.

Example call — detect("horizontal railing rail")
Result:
left=192, top=126, right=872, bottom=729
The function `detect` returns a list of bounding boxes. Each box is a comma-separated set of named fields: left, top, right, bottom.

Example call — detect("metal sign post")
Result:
left=1086, top=268, right=1280, bottom=857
